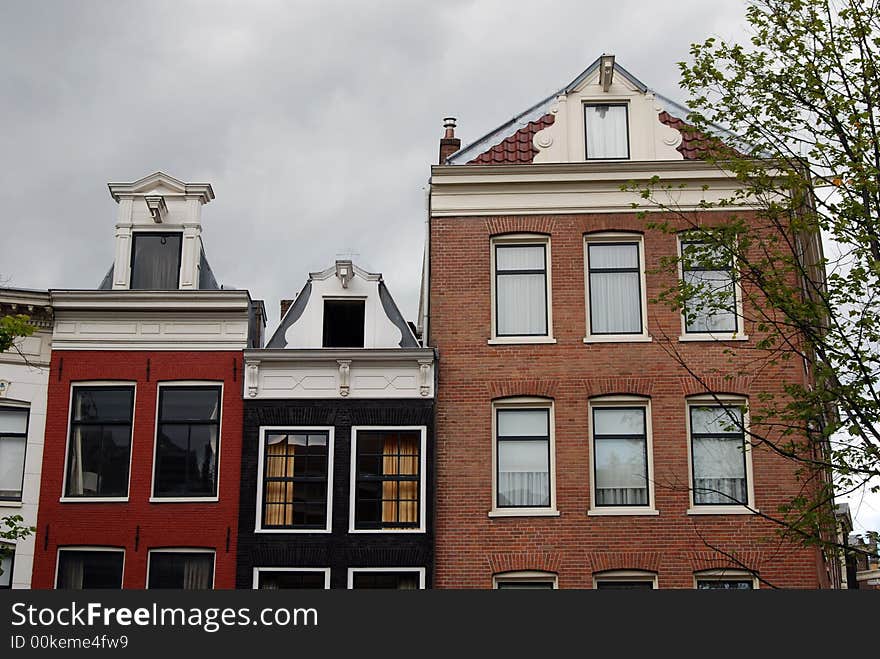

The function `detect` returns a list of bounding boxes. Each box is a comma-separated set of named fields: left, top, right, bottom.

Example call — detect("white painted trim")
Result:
left=346, top=567, right=426, bottom=589
left=145, top=548, right=216, bottom=589
left=252, top=567, right=331, bottom=590
left=244, top=349, right=436, bottom=362
left=59, top=382, right=137, bottom=503
left=54, top=546, right=125, bottom=589
left=588, top=396, right=656, bottom=514
left=0, top=502, right=23, bottom=509
left=693, top=568, right=759, bottom=589
left=490, top=397, right=558, bottom=517
left=584, top=233, right=651, bottom=341
left=593, top=569, right=658, bottom=589
left=348, top=426, right=427, bottom=534
left=493, top=570, right=558, bottom=589
left=676, top=235, right=748, bottom=341
left=490, top=234, right=555, bottom=343
left=50, top=290, right=251, bottom=311
left=685, top=394, right=757, bottom=513
left=149, top=381, right=224, bottom=502
left=254, top=426, right=335, bottom=534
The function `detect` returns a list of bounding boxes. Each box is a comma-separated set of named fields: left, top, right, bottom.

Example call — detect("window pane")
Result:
left=56, top=551, right=123, bottom=589
left=496, top=581, right=555, bottom=589
left=593, top=408, right=645, bottom=435
left=258, top=571, right=326, bottom=589
left=496, top=245, right=545, bottom=271
left=595, top=437, right=647, bottom=506
left=585, top=105, right=628, bottom=159
left=66, top=425, right=131, bottom=497
left=322, top=300, right=365, bottom=348
left=684, top=270, right=736, bottom=332
left=0, top=436, right=26, bottom=499
left=497, top=409, right=549, bottom=437
left=148, top=553, right=214, bottom=589
left=355, top=431, right=421, bottom=529
left=160, top=389, right=219, bottom=421
left=590, top=271, right=641, bottom=333
left=498, top=439, right=549, bottom=507
left=589, top=243, right=638, bottom=269
left=691, top=406, right=743, bottom=435
left=497, top=273, right=547, bottom=335
left=154, top=388, right=220, bottom=498
left=0, top=547, right=12, bottom=588
left=596, top=580, right=653, bottom=590
left=130, top=233, right=181, bottom=290
left=73, top=389, right=133, bottom=423
left=693, top=436, right=747, bottom=505
left=0, top=409, right=28, bottom=433
left=351, top=572, right=420, bottom=589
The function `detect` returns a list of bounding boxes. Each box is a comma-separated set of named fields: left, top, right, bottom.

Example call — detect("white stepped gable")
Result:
left=533, top=66, right=683, bottom=163
left=107, top=171, right=214, bottom=291
left=281, top=261, right=410, bottom=349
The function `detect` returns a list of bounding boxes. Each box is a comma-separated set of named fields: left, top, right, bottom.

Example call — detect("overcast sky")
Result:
left=1, top=0, right=876, bottom=535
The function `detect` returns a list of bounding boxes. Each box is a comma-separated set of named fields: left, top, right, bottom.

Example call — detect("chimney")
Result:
left=438, top=117, right=461, bottom=164
left=280, top=298, right=294, bottom=318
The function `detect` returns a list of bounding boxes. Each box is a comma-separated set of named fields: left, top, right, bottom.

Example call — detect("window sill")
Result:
left=687, top=506, right=757, bottom=515
left=149, top=497, right=219, bottom=503
left=59, top=497, right=129, bottom=503
left=488, top=337, right=557, bottom=345
left=255, top=528, right=332, bottom=534
left=0, top=501, right=23, bottom=508
left=488, top=508, right=560, bottom=518
left=588, top=507, right=659, bottom=516
left=348, top=528, right=426, bottom=534
left=583, top=335, right=652, bottom=344
left=678, top=334, right=749, bottom=342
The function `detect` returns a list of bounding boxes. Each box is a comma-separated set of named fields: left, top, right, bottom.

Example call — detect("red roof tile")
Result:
left=657, top=111, right=738, bottom=160
left=467, top=114, right=555, bottom=165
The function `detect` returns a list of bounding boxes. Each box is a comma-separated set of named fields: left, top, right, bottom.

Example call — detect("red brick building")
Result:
left=425, top=56, right=836, bottom=588
left=30, top=172, right=263, bottom=589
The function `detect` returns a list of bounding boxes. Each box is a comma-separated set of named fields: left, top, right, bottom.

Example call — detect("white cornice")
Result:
left=244, top=348, right=435, bottom=362
left=107, top=171, right=214, bottom=204
left=0, top=288, right=51, bottom=307
left=50, top=290, right=251, bottom=312
left=430, top=160, right=782, bottom=216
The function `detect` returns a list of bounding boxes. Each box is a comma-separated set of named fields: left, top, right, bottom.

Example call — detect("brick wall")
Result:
left=429, top=211, right=827, bottom=588
left=31, top=350, right=243, bottom=589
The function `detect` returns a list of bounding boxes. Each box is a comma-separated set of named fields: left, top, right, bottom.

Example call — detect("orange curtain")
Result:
left=264, top=438, right=295, bottom=525
left=381, top=433, right=419, bottom=525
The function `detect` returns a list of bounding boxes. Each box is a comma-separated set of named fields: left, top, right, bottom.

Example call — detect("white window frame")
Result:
left=587, top=396, right=658, bottom=516
left=60, top=382, right=136, bottom=503
left=489, top=234, right=556, bottom=345
left=149, top=381, right=224, bottom=503
left=0, top=403, right=29, bottom=505
left=583, top=233, right=650, bottom=343
left=593, top=570, right=658, bottom=589
left=693, top=568, right=759, bottom=589
left=54, top=546, right=125, bottom=589
left=346, top=567, right=425, bottom=589
left=489, top=398, right=558, bottom=518
left=686, top=395, right=757, bottom=515
left=252, top=567, right=331, bottom=590
left=255, top=426, right=335, bottom=533
left=677, top=235, right=748, bottom=342
left=146, top=548, right=216, bottom=589
left=349, top=426, right=427, bottom=533
left=583, top=102, right=631, bottom=161
left=493, top=570, right=558, bottom=589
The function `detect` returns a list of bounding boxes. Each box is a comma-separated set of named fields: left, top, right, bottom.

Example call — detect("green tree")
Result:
left=632, top=0, right=880, bottom=575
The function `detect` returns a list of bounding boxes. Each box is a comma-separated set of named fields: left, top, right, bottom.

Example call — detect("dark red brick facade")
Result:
left=31, top=350, right=243, bottom=589
left=429, top=211, right=829, bottom=588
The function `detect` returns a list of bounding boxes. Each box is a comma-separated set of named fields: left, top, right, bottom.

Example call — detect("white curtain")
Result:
left=0, top=549, right=13, bottom=587
left=182, top=555, right=213, bottom=590
left=0, top=436, right=25, bottom=498
left=684, top=269, right=736, bottom=332
left=585, top=105, right=628, bottom=158
left=498, top=440, right=549, bottom=506
left=593, top=408, right=647, bottom=505
left=59, top=555, right=85, bottom=589
left=497, top=245, right=546, bottom=335
left=693, top=436, right=746, bottom=504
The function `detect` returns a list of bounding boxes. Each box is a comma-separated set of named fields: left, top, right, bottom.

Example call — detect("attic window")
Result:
left=322, top=299, right=365, bottom=348
left=130, top=233, right=182, bottom=290
left=584, top=104, right=629, bottom=160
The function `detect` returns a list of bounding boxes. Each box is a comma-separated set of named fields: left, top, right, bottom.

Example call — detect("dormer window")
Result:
left=584, top=104, right=629, bottom=160
left=130, top=232, right=182, bottom=290
left=322, top=299, right=365, bottom=348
